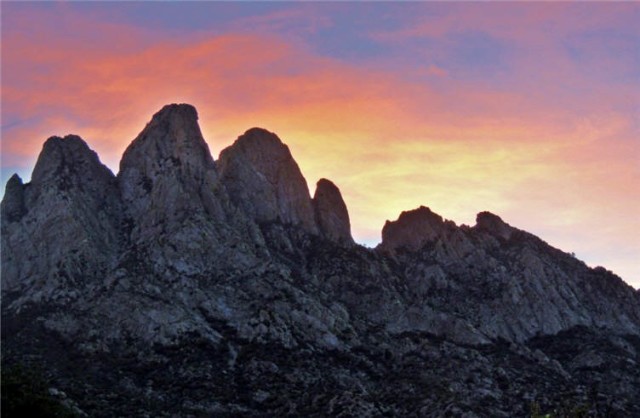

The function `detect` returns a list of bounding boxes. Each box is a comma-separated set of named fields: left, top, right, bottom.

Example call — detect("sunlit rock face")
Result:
left=218, top=127, right=318, bottom=234
left=2, top=103, right=639, bottom=417
left=312, top=178, right=354, bottom=245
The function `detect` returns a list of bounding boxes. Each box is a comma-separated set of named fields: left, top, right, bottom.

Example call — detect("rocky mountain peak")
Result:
left=474, top=211, right=514, bottom=240
left=312, top=178, right=353, bottom=245
left=119, top=103, right=214, bottom=175
left=378, top=205, right=451, bottom=252
left=31, top=134, right=115, bottom=188
left=5, top=173, right=23, bottom=187
left=235, top=127, right=286, bottom=150
left=155, top=102, right=198, bottom=120
left=1, top=135, right=122, bottom=293
left=0, top=174, right=26, bottom=223
left=218, top=127, right=317, bottom=233
left=118, top=103, right=225, bottom=235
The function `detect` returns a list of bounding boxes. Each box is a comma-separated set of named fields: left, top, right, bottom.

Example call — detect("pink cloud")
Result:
left=371, top=3, right=637, bottom=44
left=2, top=3, right=638, bottom=286
left=424, top=64, right=448, bottom=77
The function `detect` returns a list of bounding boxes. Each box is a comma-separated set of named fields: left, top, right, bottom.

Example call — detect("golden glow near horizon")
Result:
left=2, top=2, right=639, bottom=287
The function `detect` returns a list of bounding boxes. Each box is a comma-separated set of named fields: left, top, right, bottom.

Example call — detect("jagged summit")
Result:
left=1, top=134, right=122, bottom=293
left=154, top=102, right=198, bottom=119
left=5, top=172, right=23, bottom=185
left=119, top=103, right=214, bottom=175
left=0, top=174, right=26, bottom=223
left=115, top=104, right=247, bottom=276
left=218, top=127, right=318, bottom=233
left=474, top=211, right=514, bottom=239
left=237, top=127, right=284, bottom=147
left=117, top=103, right=215, bottom=210
left=28, top=134, right=118, bottom=206
left=378, top=205, right=454, bottom=252
left=312, top=178, right=353, bottom=245
left=31, top=134, right=114, bottom=186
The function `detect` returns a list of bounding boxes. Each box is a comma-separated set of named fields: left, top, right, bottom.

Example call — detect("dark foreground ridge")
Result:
left=2, top=104, right=639, bottom=417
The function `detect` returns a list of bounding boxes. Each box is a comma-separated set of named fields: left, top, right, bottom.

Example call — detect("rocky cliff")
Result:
left=1, top=135, right=122, bottom=297
left=2, top=104, right=639, bottom=417
left=117, top=104, right=265, bottom=276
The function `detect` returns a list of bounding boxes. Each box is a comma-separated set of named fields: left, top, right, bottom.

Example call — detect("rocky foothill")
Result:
left=2, top=104, right=639, bottom=417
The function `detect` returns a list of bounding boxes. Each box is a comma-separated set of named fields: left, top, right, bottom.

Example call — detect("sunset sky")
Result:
left=1, top=2, right=639, bottom=288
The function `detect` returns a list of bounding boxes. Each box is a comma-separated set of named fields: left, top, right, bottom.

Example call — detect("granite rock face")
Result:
left=118, top=104, right=262, bottom=274
left=2, top=103, right=639, bottom=417
left=218, top=127, right=317, bottom=234
left=1, top=135, right=122, bottom=295
left=379, top=207, right=640, bottom=342
left=119, top=104, right=223, bottom=226
left=312, top=178, right=353, bottom=245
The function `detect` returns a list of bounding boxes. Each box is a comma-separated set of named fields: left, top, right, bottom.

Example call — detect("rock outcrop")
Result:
left=119, top=103, right=225, bottom=233
left=312, top=178, right=353, bottom=244
left=378, top=205, right=454, bottom=253
left=0, top=174, right=26, bottom=223
left=474, top=211, right=514, bottom=240
left=218, top=127, right=317, bottom=233
left=2, top=103, right=639, bottom=417
left=1, top=135, right=122, bottom=294
left=118, top=104, right=262, bottom=274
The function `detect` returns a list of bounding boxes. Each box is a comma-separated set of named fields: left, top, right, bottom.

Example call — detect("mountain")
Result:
left=2, top=104, right=639, bottom=417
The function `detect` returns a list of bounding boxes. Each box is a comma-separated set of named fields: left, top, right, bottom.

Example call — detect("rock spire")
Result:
left=312, top=178, right=353, bottom=244
left=378, top=206, right=452, bottom=252
left=218, top=127, right=317, bottom=233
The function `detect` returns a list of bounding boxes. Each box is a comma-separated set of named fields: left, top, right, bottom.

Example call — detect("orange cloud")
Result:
left=2, top=4, right=638, bottom=287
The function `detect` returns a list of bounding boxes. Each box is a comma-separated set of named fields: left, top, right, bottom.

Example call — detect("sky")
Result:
left=1, top=2, right=639, bottom=288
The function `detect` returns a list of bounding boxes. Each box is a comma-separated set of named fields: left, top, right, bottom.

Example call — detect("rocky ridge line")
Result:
left=2, top=103, right=639, bottom=417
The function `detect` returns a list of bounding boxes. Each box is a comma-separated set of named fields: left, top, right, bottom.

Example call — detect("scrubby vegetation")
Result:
left=1, top=364, right=76, bottom=417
